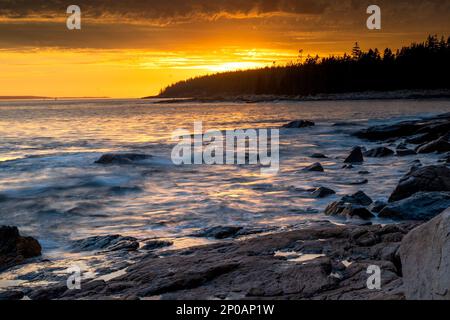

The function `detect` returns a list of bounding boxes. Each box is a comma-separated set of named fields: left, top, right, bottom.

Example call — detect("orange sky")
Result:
left=0, top=0, right=449, bottom=98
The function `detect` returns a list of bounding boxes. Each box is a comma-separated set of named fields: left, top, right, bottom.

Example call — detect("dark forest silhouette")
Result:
left=158, top=35, right=450, bottom=98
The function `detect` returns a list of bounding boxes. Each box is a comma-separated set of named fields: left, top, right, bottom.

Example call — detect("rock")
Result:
left=71, top=235, right=139, bottom=252
left=342, top=191, right=373, bottom=206
left=340, top=205, right=374, bottom=220
left=388, top=165, right=450, bottom=202
left=325, top=191, right=373, bottom=216
left=141, top=240, right=173, bottom=251
left=191, top=226, right=243, bottom=239
left=303, top=162, right=324, bottom=172
left=0, top=226, right=41, bottom=272
left=95, top=153, right=152, bottom=165
left=344, top=147, right=364, bottom=163
left=354, top=121, right=424, bottom=141
left=29, top=221, right=418, bottom=300
left=399, top=208, right=450, bottom=299
left=0, top=291, right=24, bottom=300
left=379, top=192, right=450, bottom=221
left=363, top=147, right=394, bottom=157
left=396, top=148, right=416, bottom=156
left=354, top=113, right=450, bottom=141
left=368, top=201, right=387, bottom=213
left=311, top=187, right=335, bottom=198
left=282, top=120, right=315, bottom=128
left=416, top=134, right=450, bottom=154
left=342, top=164, right=354, bottom=169
left=358, top=170, right=370, bottom=175
left=310, top=153, right=328, bottom=159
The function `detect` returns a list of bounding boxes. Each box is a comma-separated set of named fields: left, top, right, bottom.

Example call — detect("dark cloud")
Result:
left=0, top=0, right=448, bottom=50
left=0, top=0, right=329, bottom=22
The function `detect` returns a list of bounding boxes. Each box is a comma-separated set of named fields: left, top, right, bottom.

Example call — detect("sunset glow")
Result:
left=0, top=0, right=449, bottom=98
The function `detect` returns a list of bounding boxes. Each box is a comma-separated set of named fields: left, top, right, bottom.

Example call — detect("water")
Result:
left=1, top=98, right=450, bottom=256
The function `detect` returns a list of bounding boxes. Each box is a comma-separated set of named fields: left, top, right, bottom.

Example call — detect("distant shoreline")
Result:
left=0, top=96, right=110, bottom=101
left=144, top=89, right=450, bottom=104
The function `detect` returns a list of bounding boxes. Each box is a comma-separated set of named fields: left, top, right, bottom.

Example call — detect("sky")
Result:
left=0, top=0, right=449, bottom=98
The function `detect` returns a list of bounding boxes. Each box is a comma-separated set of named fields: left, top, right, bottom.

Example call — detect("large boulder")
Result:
left=0, top=226, right=41, bottom=272
left=399, top=208, right=450, bottom=299
left=416, top=134, right=450, bottom=154
left=282, top=120, right=315, bottom=128
left=379, top=192, right=450, bottom=221
left=388, top=165, right=450, bottom=202
left=95, top=153, right=152, bottom=165
left=344, top=147, right=364, bottom=163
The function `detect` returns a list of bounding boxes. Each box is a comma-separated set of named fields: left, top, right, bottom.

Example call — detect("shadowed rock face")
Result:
left=399, top=208, right=450, bottom=300
left=0, top=226, right=41, bottom=272
left=70, top=235, right=139, bottom=252
left=354, top=113, right=450, bottom=141
left=27, top=221, right=419, bottom=300
left=364, top=147, right=394, bottom=157
left=282, top=120, right=315, bottom=128
left=379, top=192, right=450, bottom=220
left=416, top=134, right=450, bottom=154
left=344, top=147, right=364, bottom=163
left=95, top=153, right=152, bottom=165
left=388, top=165, right=450, bottom=202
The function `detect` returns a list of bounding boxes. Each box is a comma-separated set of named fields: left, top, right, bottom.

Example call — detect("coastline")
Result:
left=1, top=111, right=450, bottom=300
left=146, top=89, right=450, bottom=104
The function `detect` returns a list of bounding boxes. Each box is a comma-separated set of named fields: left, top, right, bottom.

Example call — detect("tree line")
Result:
left=158, top=35, right=450, bottom=98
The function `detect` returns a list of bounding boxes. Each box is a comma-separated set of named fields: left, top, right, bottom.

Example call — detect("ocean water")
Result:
left=1, top=98, right=450, bottom=256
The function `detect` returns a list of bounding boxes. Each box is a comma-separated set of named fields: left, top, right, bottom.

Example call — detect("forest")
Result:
left=158, top=35, right=450, bottom=98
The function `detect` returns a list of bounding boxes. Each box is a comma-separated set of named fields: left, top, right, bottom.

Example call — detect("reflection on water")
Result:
left=0, top=98, right=450, bottom=261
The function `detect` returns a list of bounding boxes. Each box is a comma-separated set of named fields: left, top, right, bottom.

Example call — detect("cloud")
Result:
left=0, top=0, right=329, bottom=23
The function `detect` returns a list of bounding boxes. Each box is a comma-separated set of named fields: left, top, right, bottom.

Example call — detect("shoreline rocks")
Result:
left=388, top=165, right=450, bottom=202
left=399, top=208, right=450, bottom=299
left=0, top=226, right=41, bottom=272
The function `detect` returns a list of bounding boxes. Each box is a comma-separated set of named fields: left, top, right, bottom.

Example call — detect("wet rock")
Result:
left=342, top=191, right=373, bottom=206
left=0, top=291, right=24, bottom=300
left=363, top=147, right=394, bottom=157
left=342, top=164, right=354, bottom=169
left=340, top=205, right=374, bottom=220
left=396, top=147, right=416, bottom=156
left=95, top=153, right=152, bottom=165
left=344, top=147, right=364, bottom=163
left=379, top=192, right=450, bottom=221
left=310, top=153, right=328, bottom=159
left=388, top=165, right=450, bottom=202
left=311, top=187, right=336, bottom=198
left=399, top=208, right=450, bottom=299
left=282, top=120, right=315, bottom=128
left=71, top=235, right=139, bottom=252
left=325, top=191, right=373, bottom=216
left=354, top=113, right=450, bottom=141
left=368, top=201, right=387, bottom=213
left=302, top=162, right=324, bottom=172
left=191, top=226, right=243, bottom=239
left=29, top=221, right=418, bottom=300
left=416, top=134, right=450, bottom=154
left=358, top=170, right=370, bottom=175
left=141, top=240, right=173, bottom=251
left=0, top=226, right=41, bottom=272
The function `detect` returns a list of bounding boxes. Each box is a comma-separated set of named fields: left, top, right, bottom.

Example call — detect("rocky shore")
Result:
left=1, top=112, right=450, bottom=300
